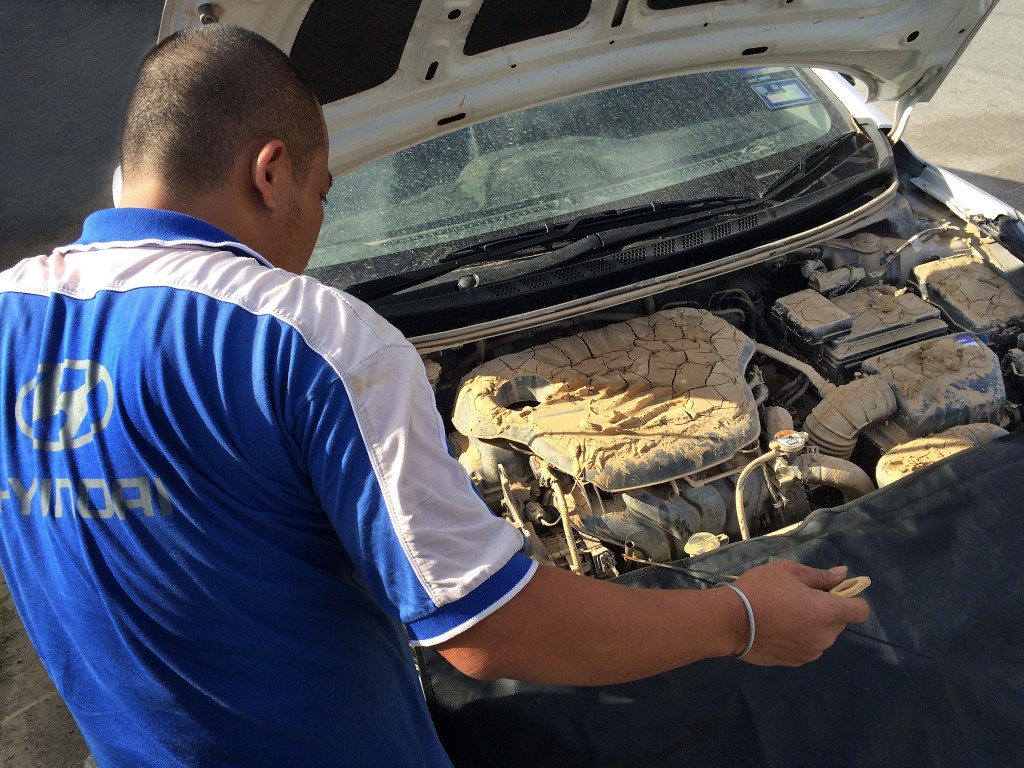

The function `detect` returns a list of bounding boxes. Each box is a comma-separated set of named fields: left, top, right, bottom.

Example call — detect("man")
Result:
left=0, top=24, right=868, bottom=767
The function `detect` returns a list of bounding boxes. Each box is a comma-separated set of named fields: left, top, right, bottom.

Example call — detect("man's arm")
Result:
left=437, top=559, right=869, bottom=685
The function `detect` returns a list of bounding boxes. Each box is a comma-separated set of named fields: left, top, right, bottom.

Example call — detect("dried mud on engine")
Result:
left=453, top=309, right=758, bottom=491
left=432, top=199, right=1024, bottom=577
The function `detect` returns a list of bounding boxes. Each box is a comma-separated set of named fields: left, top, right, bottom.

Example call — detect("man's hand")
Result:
left=730, top=561, right=870, bottom=666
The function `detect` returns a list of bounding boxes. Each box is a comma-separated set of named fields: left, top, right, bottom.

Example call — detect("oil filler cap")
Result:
left=684, top=532, right=727, bottom=556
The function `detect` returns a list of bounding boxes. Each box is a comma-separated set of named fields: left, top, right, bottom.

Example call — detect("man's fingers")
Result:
left=787, top=562, right=850, bottom=592
left=831, top=595, right=870, bottom=625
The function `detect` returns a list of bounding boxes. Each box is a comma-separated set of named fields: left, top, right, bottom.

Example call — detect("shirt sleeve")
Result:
left=297, top=321, right=536, bottom=647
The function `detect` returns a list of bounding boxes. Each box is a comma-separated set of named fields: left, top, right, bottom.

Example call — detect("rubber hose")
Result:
left=754, top=343, right=835, bottom=398
left=734, top=450, right=779, bottom=541
left=790, top=454, right=875, bottom=502
left=763, top=405, right=795, bottom=438
left=803, top=376, right=898, bottom=459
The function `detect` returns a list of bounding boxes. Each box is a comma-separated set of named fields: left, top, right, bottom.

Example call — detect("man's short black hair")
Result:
left=120, top=24, right=324, bottom=198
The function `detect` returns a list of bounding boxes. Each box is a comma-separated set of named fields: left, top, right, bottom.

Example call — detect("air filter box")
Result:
left=860, top=333, right=1004, bottom=438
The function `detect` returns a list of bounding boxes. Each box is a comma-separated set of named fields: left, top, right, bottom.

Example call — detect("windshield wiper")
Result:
left=345, top=196, right=756, bottom=302
left=759, top=130, right=862, bottom=200
left=439, top=196, right=755, bottom=262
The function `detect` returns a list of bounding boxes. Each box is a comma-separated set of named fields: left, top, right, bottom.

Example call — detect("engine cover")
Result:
left=452, top=308, right=759, bottom=491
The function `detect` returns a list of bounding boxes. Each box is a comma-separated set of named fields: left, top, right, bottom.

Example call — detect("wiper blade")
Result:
left=759, top=130, right=861, bottom=199
left=345, top=196, right=756, bottom=302
left=440, top=196, right=755, bottom=262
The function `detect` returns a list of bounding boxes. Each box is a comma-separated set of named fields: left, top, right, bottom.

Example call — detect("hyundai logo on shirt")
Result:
left=15, top=360, right=113, bottom=451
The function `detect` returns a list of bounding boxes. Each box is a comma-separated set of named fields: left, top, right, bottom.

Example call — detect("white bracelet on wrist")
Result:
left=722, top=582, right=756, bottom=659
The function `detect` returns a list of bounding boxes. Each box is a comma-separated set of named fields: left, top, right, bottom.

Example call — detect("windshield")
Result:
left=309, top=67, right=846, bottom=280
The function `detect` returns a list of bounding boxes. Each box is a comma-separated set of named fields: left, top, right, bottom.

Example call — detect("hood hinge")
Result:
left=888, top=65, right=943, bottom=144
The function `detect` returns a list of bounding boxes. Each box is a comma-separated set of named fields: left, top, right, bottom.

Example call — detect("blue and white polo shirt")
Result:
left=0, top=208, right=536, bottom=767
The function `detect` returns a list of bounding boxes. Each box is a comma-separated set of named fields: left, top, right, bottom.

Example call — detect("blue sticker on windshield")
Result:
left=750, top=78, right=815, bottom=110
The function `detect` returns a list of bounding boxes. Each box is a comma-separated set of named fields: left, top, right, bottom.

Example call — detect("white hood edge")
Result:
left=159, top=0, right=999, bottom=176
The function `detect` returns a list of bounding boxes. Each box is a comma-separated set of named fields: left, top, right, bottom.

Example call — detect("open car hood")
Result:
left=159, top=0, right=998, bottom=175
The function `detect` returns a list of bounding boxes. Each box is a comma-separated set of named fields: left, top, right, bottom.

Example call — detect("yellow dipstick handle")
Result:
left=830, top=576, right=871, bottom=598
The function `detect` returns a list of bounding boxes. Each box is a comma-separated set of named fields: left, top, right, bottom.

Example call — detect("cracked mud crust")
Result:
left=773, top=288, right=852, bottom=341
left=914, top=253, right=1024, bottom=336
left=830, top=289, right=939, bottom=336
left=453, top=308, right=760, bottom=490
left=867, top=335, right=999, bottom=401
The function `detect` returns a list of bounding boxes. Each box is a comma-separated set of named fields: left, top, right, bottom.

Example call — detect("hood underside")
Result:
left=160, top=0, right=997, bottom=176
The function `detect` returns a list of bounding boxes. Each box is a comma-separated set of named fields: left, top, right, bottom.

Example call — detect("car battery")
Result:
left=821, top=289, right=948, bottom=383
left=860, top=333, right=1005, bottom=438
left=772, top=288, right=948, bottom=383
left=913, top=254, right=1024, bottom=341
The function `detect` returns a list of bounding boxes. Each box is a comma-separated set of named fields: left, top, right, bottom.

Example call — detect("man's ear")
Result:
left=249, top=139, right=291, bottom=212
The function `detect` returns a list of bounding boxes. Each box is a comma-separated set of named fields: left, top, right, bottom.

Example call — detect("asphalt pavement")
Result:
left=903, top=0, right=1024, bottom=213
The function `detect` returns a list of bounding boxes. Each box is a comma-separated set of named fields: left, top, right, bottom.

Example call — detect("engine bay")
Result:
left=423, top=182, right=1024, bottom=578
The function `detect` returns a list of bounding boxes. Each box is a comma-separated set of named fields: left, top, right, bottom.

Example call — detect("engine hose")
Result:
left=762, top=405, right=795, bottom=438
left=734, top=450, right=779, bottom=541
left=785, top=454, right=875, bottom=502
left=547, top=475, right=583, bottom=575
left=802, top=376, right=898, bottom=459
left=754, top=343, right=835, bottom=398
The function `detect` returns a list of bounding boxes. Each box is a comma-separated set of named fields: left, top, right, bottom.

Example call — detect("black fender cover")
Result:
left=418, top=430, right=1024, bottom=768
